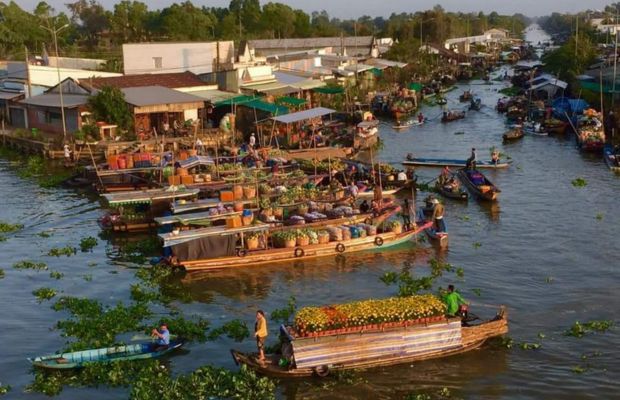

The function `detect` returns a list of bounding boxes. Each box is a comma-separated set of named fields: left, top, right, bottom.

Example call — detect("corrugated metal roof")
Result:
left=0, top=91, right=23, bottom=100
left=20, top=94, right=89, bottom=108
left=272, top=107, right=335, bottom=124
left=185, top=89, right=238, bottom=103
left=249, top=37, right=374, bottom=50
left=121, top=86, right=205, bottom=107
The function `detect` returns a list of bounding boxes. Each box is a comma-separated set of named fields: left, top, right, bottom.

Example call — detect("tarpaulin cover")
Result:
left=271, top=107, right=335, bottom=124
left=408, top=83, right=423, bottom=92
left=171, top=235, right=236, bottom=262
left=313, top=86, right=344, bottom=94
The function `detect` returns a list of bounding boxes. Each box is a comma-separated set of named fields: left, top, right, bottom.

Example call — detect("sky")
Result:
left=17, top=0, right=612, bottom=19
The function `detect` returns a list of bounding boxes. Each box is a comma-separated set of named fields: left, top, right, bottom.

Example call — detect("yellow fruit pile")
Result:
left=294, top=294, right=446, bottom=334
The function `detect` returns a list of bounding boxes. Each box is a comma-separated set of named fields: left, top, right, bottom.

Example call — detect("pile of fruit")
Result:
left=294, top=294, right=446, bottom=336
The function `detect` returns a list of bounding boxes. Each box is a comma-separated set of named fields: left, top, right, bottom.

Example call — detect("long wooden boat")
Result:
left=416, top=208, right=448, bottom=247
left=543, top=120, right=568, bottom=134
left=231, top=307, right=507, bottom=378
left=441, top=111, right=465, bottom=123
left=30, top=340, right=184, bottom=370
left=435, top=181, right=468, bottom=201
left=576, top=113, right=605, bottom=153
left=457, top=169, right=501, bottom=202
left=604, top=144, right=620, bottom=172
left=402, top=158, right=511, bottom=169
left=166, top=222, right=432, bottom=272
left=101, top=188, right=200, bottom=207
left=502, top=128, right=524, bottom=142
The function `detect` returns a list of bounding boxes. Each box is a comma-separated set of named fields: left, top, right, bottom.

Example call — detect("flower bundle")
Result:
left=294, top=294, right=446, bottom=336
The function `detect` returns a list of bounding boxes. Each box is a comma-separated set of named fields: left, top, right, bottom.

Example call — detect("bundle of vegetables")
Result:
left=294, top=294, right=446, bottom=336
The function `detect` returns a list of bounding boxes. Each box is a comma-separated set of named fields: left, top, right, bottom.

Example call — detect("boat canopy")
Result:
left=159, top=223, right=271, bottom=247
left=271, top=107, right=336, bottom=124
left=552, top=97, right=589, bottom=118
left=177, top=155, right=214, bottom=169
left=102, top=188, right=199, bottom=206
left=155, top=210, right=241, bottom=226
left=357, top=120, right=379, bottom=128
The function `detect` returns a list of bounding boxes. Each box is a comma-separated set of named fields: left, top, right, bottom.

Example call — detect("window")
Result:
left=45, top=111, right=62, bottom=125
left=153, top=57, right=162, bottom=69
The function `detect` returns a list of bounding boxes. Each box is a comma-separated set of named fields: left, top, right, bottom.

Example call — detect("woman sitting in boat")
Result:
left=438, top=166, right=452, bottom=185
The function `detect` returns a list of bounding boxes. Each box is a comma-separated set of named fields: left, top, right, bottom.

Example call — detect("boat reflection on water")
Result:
left=478, top=201, right=501, bottom=222
left=279, top=343, right=508, bottom=399
left=179, top=247, right=433, bottom=303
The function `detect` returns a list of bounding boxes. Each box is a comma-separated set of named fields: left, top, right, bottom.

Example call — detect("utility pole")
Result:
left=575, top=16, right=579, bottom=58
left=41, top=22, right=69, bottom=142
left=613, top=10, right=619, bottom=107
left=24, top=46, right=32, bottom=98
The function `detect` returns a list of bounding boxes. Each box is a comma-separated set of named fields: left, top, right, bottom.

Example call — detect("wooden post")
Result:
left=25, top=46, right=32, bottom=98
left=87, top=142, right=104, bottom=189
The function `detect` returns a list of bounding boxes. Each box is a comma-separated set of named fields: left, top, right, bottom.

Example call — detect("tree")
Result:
left=159, top=1, right=216, bottom=41
left=88, top=86, right=133, bottom=133
left=110, top=1, right=148, bottom=44
left=66, top=0, right=109, bottom=48
left=292, top=9, right=311, bottom=38
left=261, top=2, right=295, bottom=39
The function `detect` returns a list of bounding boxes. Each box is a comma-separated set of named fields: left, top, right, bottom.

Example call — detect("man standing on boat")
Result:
left=466, top=148, right=477, bottom=170
left=255, top=310, right=268, bottom=363
left=431, top=198, right=446, bottom=232
left=443, top=285, right=468, bottom=317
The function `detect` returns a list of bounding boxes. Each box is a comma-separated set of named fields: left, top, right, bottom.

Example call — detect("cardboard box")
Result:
left=226, top=215, right=242, bottom=228
left=168, top=175, right=181, bottom=186
left=181, top=175, right=194, bottom=185
left=220, top=190, right=234, bottom=202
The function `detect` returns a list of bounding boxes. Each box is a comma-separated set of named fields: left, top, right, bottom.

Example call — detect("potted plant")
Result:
left=388, top=220, right=402, bottom=234
left=243, top=184, right=256, bottom=199
left=259, top=198, right=272, bottom=217
left=296, top=230, right=310, bottom=246
left=233, top=201, right=244, bottom=212
left=297, top=203, right=309, bottom=216
left=317, top=230, right=330, bottom=244
left=272, top=203, right=284, bottom=219
left=232, top=185, right=243, bottom=200
left=246, top=231, right=260, bottom=250
left=258, top=183, right=272, bottom=195
left=283, top=231, right=297, bottom=248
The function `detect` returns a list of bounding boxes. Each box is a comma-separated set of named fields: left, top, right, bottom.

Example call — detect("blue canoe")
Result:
left=29, top=340, right=184, bottom=369
left=402, top=158, right=511, bottom=169
left=416, top=209, right=449, bottom=248
left=604, top=145, right=620, bottom=172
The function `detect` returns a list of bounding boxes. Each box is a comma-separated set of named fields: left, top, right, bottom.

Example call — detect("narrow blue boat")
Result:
left=29, top=340, right=184, bottom=369
left=402, top=157, right=511, bottom=169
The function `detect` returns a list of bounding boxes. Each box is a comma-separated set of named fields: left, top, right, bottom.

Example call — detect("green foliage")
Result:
left=571, top=177, right=587, bottom=188
left=270, top=296, right=297, bottom=323
left=381, top=258, right=460, bottom=297
left=88, top=86, right=133, bottom=132
left=0, top=221, right=23, bottom=233
left=405, top=387, right=457, bottom=400
left=0, top=382, right=10, bottom=395
left=38, top=231, right=53, bottom=238
left=595, top=213, right=604, bottom=221
left=519, top=342, right=541, bottom=350
left=52, top=297, right=152, bottom=351
left=33, top=287, right=57, bottom=302
left=543, top=34, right=597, bottom=82
left=0, top=269, right=4, bottom=279
left=114, top=237, right=161, bottom=264
left=207, top=319, right=250, bottom=342
left=49, top=271, right=64, bottom=280
left=79, top=236, right=98, bottom=252
left=565, top=320, right=614, bottom=338
left=47, top=246, right=77, bottom=257
left=13, top=260, right=47, bottom=270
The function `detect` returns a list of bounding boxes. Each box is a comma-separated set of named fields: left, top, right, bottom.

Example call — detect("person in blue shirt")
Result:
left=151, top=323, right=170, bottom=349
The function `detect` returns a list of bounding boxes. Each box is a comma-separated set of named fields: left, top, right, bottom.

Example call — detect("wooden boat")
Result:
left=523, top=122, right=548, bottom=137
left=576, top=112, right=605, bottom=153
left=392, top=121, right=413, bottom=130
left=231, top=307, right=508, bottom=378
left=436, top=97, right=447, bottom=106
left=164, top=220, right=433, bottom=272
left=435, top=181, right=468, bottom=201
left=457, top=169, right=501, bottom=201
left=459, top=91, right=472, bottom=102
left=502, top=128, right=524, bottom=142
left=99, top=188, right=200, bottom=232
left=402, top=157, right=511, bottom=169
left=416, top=207, right=448, bottom=247
left=604, top=144, right=620, bottom=172
left=441, top=111, right=465, bottom=123
left=543, top=119, right=568, bottom=134
left=30, top=340, right=184, bottom=370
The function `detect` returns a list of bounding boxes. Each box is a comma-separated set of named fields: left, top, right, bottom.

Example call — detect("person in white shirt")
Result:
left=397, top=171, right=407, bottom=181
left=195, top=138, right=204, bottom=155
left=249, top=133, right=256, bottom=148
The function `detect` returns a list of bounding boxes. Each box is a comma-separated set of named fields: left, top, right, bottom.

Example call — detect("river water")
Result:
left=1, top=25, right=619, bottom=399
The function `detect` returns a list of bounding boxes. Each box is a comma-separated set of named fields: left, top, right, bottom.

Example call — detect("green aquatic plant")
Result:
left=33, top=287, right=57, bottom=302
left=472, top=242, right=482, bottom=249
left=207, top=319, right=250, bottom=342
left=270, top=296, right=297, bottom=324
left=79, top=236, right=98, bottom=252
left=47, top=246, right=77, bottom=257
left=13, top=260, right=47, bottom=270
left=52, top=297, right=152, bottom=351
left=458, top=215, right=470, bottom=222
left=595, top=213, right=604, bottom=221
left=0, top=269, right=4, bottom=279
left=82, top=274, right=92, bottom=282
left=565, top=320, right=614, bottom=338
left=0, top=382, right=10, bottom=395
left=38, top=231, right=52, bottom=238
left=471, top=288, right=482, bottom=297
left=0, top=221, right=23, bottom=233
left=571, top=177, right=587, bottom=188
left=49, top=271, right=64, bottom=280
left=571, top=365, right=586, bottom=374
left=519, top=342, right=541, bottom=350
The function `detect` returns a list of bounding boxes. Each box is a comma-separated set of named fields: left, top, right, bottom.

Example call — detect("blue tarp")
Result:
left=552, top=97, right=589, bottom=120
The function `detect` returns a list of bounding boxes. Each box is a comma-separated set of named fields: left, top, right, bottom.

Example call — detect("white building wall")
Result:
left=122, top=42, right=235, bottom=75
left=27, top=65, right=121, bottom=91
